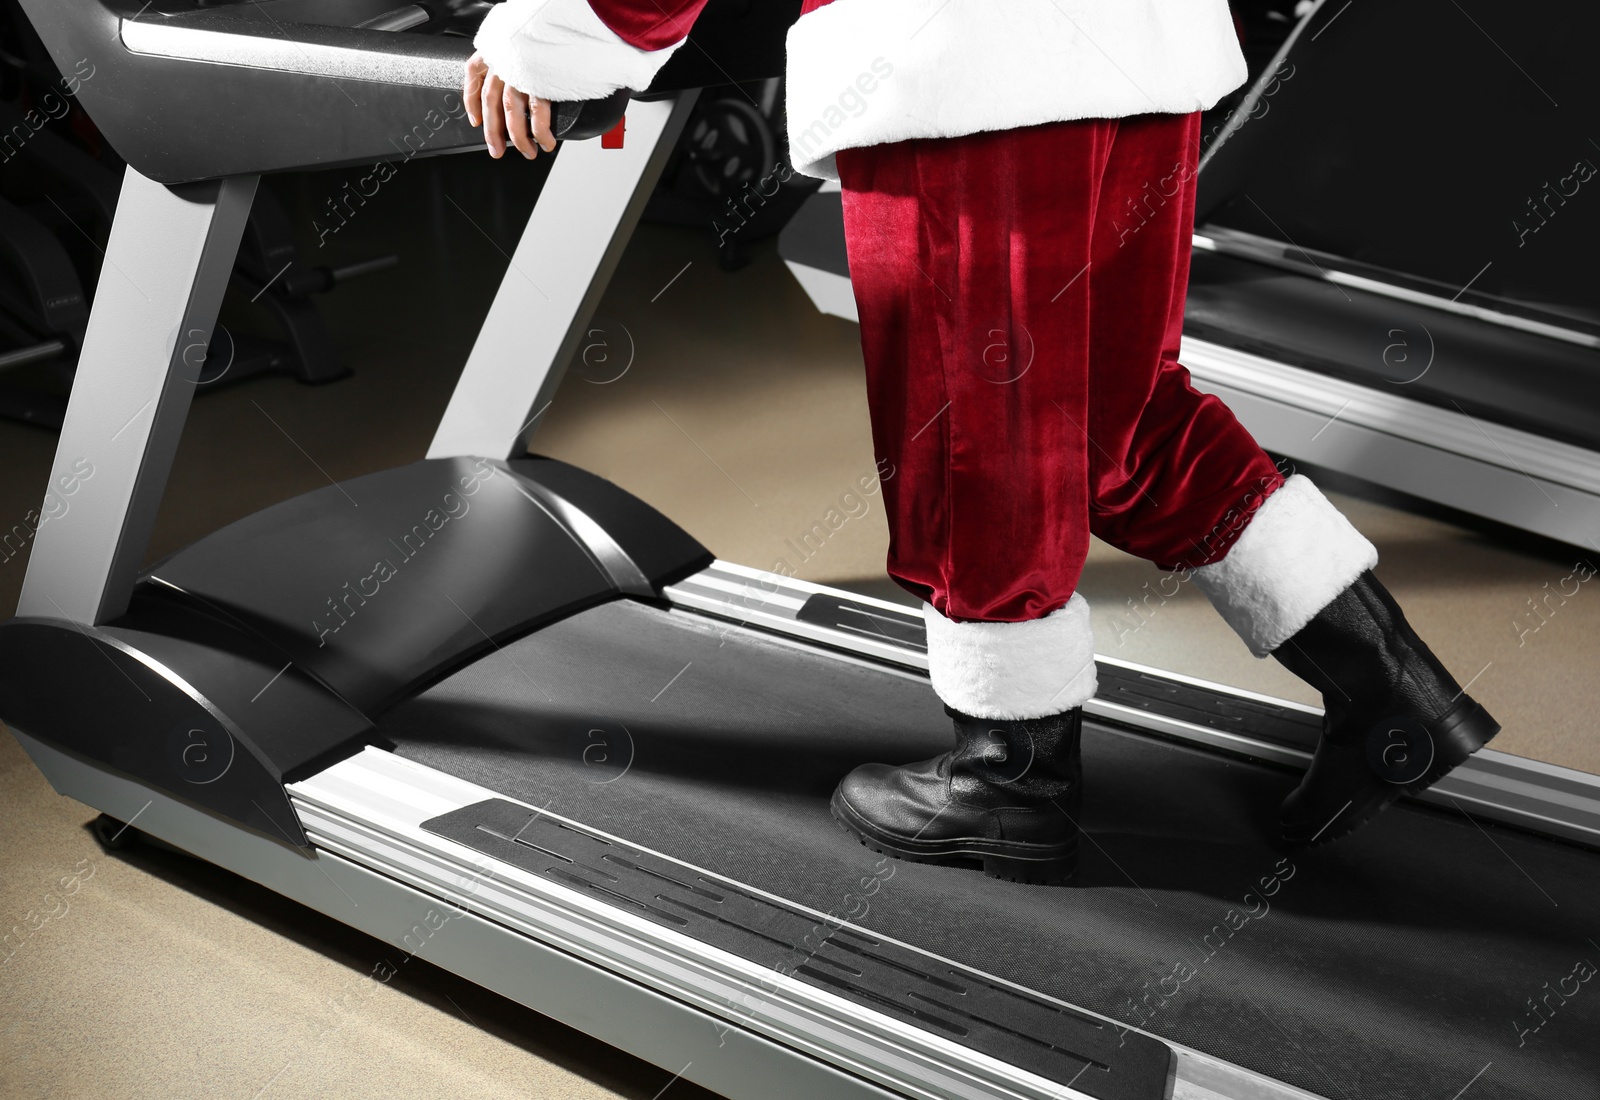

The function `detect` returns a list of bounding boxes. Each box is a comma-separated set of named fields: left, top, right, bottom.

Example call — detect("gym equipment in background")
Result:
left=643, top=75, right=822, bottom=271
left=0, top=3, right=397, bottom=428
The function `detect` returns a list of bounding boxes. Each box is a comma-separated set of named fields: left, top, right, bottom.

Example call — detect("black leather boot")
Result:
left=1272, top=569, right=1500, bottom=846
left=829, top=705, right=1082, bottom=884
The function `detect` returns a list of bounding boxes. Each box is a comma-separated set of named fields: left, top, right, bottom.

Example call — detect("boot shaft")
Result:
left=946, top=706, right=1082, bottom=802
left=1273, top=570, right=1464, bottom=728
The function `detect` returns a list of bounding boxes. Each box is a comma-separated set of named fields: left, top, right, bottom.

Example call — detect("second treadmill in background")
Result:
left=780, top=0, right=1600, bottom=552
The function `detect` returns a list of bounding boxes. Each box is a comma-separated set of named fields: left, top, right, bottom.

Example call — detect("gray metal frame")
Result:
left=17, top=168, right=258, bottom=625
left=1191, top=229, right=1598, bottom=350
left=1179, top=335, right=1600, bottom=553
left=14, top=88, right=696, bottom=625
left=427, top=92, right=698, bottom=462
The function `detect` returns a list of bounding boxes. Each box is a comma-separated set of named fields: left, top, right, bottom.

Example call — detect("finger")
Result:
left=532, top=97, right=556, bottom=153
left=504, top=87, right=537, bottom=160
left=462, top=55, right=486, bottom=126
left=483, top=75, right=507, bottom=157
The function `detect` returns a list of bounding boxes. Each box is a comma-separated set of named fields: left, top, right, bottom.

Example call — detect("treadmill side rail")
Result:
left=289, top=747, right=1208, bottom=1100
left=424, top=796, right=1176, bottom=1100
left=668, top=561, right=1600, bottom=851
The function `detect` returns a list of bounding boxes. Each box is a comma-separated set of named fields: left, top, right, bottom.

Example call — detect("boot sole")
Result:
left=829, top=790, right=1078, bottom=885
left=1285, top=696, right=1502, bottom=848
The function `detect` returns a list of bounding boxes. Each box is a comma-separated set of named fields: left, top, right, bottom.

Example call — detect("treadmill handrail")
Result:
left=16, top=0, right=786, bottom=183
left=19, top=0, right=489, bottom=182
left=121, top=8, right=631, bottom=144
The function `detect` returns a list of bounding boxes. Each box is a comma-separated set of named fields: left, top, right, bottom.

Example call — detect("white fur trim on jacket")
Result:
left=473, top=0, right=688, bottom=101
left=1190, top=474, right=1379, bottom=658
left=923, top=594, right=1098, bottom=720
left=784, top=0, right=1248, bottom=180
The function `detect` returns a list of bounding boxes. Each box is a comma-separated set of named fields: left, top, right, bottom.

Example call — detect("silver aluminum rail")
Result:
left=667, top=562, right=1600, bottom=851
left=1190, top=228, right=1599, bottom=351
left=288, top=745, right=1326, bottom=1100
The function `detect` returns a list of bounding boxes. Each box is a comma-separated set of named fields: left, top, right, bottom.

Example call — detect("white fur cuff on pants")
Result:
left=922, top=594, right=1098, bottom=720
left=1189, top=474, right=1379, bottom=658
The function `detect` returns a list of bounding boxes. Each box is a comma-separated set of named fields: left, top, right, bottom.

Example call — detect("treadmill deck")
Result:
left=375, top=598, right=1600, bottom=1100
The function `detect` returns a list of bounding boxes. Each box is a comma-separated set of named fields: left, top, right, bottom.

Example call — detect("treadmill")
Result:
left=3, top=3, right=1599, bottom=1099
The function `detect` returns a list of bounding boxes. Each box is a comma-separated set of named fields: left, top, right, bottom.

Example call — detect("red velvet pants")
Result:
left=836, top=111, right=1285, bottom=623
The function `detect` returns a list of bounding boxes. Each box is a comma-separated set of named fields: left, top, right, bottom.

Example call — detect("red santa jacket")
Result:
left=473, top=0, right=1245, bottom=180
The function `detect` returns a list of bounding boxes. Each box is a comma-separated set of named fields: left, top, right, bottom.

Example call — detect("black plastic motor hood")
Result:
left=143, top=456, right=709, bottom=714
left=0, top=456, right=710, bottom=845
left=0, top=593, right=370, bottom=847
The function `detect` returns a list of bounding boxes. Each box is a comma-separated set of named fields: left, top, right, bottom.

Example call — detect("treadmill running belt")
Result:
left=380, top=599, right=1600, bottom=1100
left=423, top=797, right=1174, bottom=1100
